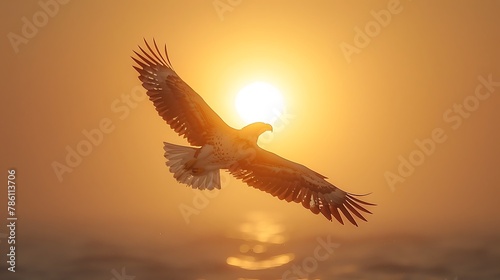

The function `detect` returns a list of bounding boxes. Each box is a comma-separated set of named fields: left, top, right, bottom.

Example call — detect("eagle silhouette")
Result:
left=132, top=39, right=375, bottom=225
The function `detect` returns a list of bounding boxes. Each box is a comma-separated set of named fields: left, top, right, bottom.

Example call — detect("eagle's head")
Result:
left=240, top=122, right=273, bottom=143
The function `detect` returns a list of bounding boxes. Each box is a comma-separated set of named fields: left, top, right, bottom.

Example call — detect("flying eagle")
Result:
left=132, top=39, right=375, bottom=225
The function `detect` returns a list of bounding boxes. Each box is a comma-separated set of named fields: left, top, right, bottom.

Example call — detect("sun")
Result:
left=235, top=82, right=285, bottom=125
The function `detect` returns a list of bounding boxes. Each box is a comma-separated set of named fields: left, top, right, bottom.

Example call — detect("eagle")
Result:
left=132, top=39, right=375, bottom=226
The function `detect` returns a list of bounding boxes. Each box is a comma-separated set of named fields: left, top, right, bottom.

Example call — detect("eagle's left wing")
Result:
left=132, top=39, right=232, bottom=146
left=229, top=148, right=375, bottom=225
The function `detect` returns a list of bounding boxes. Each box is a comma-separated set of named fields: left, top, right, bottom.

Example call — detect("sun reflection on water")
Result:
left=226, top=212, right=294, bottom=271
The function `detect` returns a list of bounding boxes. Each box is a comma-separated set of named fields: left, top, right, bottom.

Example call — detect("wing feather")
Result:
left=285, top=184, right=300, bottom=202
left=346, top=195, right=373, bottom=214
left=329, top=205, right=344, bottom=225
left=344, top=202, right=367, bottom=222
left=230, top=148, right=375, bottom=225
left=132, top=39, right=232, bottom=146
left=301, top=188, right=313, bottom=210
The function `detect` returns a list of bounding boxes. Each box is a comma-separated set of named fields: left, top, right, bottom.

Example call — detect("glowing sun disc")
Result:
left=235, top=82, right=284, bottom=125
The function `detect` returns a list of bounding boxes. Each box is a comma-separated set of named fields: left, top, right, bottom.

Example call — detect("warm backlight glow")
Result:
left=235, top=82, right=284, bottom=125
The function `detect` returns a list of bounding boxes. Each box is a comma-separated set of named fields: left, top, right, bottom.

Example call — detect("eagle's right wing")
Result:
left=132, top=39, right=232, bottom=146
left=229, top=148, right=375, bottom=225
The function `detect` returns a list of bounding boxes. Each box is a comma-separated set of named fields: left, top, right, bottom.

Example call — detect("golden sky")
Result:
left=1, top=1, right=499, bottom=279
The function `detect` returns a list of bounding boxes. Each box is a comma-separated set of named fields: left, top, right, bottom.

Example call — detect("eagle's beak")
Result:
left=266, top=124, right=273, bottom=132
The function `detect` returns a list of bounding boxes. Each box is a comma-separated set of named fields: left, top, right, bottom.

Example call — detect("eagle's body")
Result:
left=164, top=125, right=266, bottom=189
left=132, top=39, right=375, bottom=225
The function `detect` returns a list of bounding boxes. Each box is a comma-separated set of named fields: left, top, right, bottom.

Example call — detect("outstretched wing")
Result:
left=132, top=39, right=231, bottom=146
left=229, top=148, right=375, bottom=225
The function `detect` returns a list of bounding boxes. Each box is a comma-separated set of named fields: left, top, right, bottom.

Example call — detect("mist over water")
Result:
left=1, top=212, right=499, bottom=280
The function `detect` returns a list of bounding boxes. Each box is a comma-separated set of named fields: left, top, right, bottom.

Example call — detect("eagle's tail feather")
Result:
left=163, top=142, right=221, bottom=190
